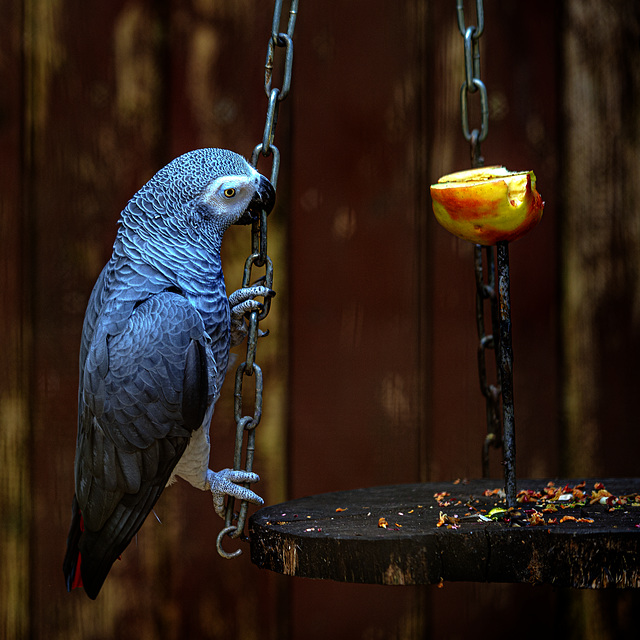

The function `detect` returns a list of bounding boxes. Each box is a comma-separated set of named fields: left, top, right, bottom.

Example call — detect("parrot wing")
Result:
left=64, top=290, right=215, bottom=599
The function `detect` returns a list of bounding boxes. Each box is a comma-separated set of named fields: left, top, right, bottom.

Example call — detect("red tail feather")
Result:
left=70, top=514, right=85, bottom=590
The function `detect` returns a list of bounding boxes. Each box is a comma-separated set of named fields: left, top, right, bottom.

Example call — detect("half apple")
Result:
left=430, top=166, right=544, bottom=245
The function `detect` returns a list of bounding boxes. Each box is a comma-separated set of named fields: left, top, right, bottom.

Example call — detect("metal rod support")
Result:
left=496, top=241, right=517, bottom=507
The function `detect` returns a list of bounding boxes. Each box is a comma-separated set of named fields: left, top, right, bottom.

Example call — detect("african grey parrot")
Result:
left=63, top=148, right=275, bottom=599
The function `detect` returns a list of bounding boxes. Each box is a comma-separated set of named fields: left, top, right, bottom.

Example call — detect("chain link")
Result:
left=456, top=0, right=484, bottom=38
left=217, top=0, right=298, bottom=559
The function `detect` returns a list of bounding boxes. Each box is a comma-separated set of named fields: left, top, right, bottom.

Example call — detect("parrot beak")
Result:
left=237, top=175, right=276, bottom=225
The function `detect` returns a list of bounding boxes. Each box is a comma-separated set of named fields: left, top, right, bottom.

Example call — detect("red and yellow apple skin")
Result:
left=430, top=167, right=544, bottom=245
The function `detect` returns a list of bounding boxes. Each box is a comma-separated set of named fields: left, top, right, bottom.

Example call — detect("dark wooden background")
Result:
left=1, top=1, right=639, bottom=638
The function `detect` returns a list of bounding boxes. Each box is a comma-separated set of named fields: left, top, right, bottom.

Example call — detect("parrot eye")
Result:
left=223, top=188, right=236, bottom=198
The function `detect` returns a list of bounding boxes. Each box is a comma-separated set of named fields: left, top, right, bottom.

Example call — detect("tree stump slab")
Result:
left=249, top=478, right=640, bottom=588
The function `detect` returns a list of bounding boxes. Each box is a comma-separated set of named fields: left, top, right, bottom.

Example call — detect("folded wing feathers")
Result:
left=77, top=291, right=210, bottom=534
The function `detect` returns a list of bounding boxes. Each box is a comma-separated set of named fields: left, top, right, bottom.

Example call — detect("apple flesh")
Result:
left=430, top=166, right=544, bottom=245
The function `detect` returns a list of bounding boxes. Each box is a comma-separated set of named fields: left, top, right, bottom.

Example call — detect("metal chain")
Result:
left=456, top=0, right=502, bottom=477
left=457, top=0, right=488, bottom=167
left=216, top=0, right=298, bottom=559
left=475, top=244, right=503, bottom=477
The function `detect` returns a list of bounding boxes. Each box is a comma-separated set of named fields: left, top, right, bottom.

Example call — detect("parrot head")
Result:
left=119, top=148, right=275, bottom=251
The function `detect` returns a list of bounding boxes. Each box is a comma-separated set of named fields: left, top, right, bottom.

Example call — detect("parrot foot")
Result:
left=207, top=468, right=264, bottom=518
left=229, top=285, right=275, bottom=346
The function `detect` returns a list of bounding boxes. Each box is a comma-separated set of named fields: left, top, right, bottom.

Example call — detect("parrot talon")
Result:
left=248, top=276, right=276, bottom=296
left=229, top=285, right=275, bottom=346
left=207, top=468, right=263, bottom=519
left=229, top=285, right=275, bottom=307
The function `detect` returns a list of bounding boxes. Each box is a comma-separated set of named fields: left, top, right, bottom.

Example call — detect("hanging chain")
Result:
left=475, top=243, right=503, bottom=477
left=456, top=0, right=502, bottom=477
left=457, top=0, right=488, bottom=167
left=216, top=0, right=298, bottom=559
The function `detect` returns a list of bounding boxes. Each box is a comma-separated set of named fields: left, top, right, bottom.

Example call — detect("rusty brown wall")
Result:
left=1, top=1, right=640, bottom=639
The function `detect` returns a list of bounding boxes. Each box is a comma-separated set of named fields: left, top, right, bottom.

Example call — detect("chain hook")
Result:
left=216, top=525, right=243, bottom=559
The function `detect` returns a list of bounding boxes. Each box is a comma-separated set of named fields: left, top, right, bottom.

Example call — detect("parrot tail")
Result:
left=63, top=495, right=85, bottom=592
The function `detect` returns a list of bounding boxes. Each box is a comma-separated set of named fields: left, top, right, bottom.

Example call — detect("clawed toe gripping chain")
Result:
left=229, top=285, right=276, bottom=347
left=208, top=468, right=264, bottom=519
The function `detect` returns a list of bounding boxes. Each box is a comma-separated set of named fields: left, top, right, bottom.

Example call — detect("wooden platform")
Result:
left=249, top=478, right=640, bottom=588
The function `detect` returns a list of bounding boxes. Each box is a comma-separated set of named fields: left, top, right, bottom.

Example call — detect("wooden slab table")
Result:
left=249, top=478, right=640, bottom=588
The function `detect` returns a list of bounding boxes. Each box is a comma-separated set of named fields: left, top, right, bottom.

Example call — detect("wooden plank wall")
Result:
left=1, top=2, right=31, bottom=637
left=1, top=1, right=639, bottom=639
left=561, top=2, right=640, bottom=637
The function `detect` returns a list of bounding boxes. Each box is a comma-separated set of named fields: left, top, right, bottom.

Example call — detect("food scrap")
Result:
left=430, top=481, right=639, bottom=530
left=437, top=512, right=460, bottom=529
left=516, top=482, right=639, bottom=511
left=526, top=511, right=545, bottom=526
